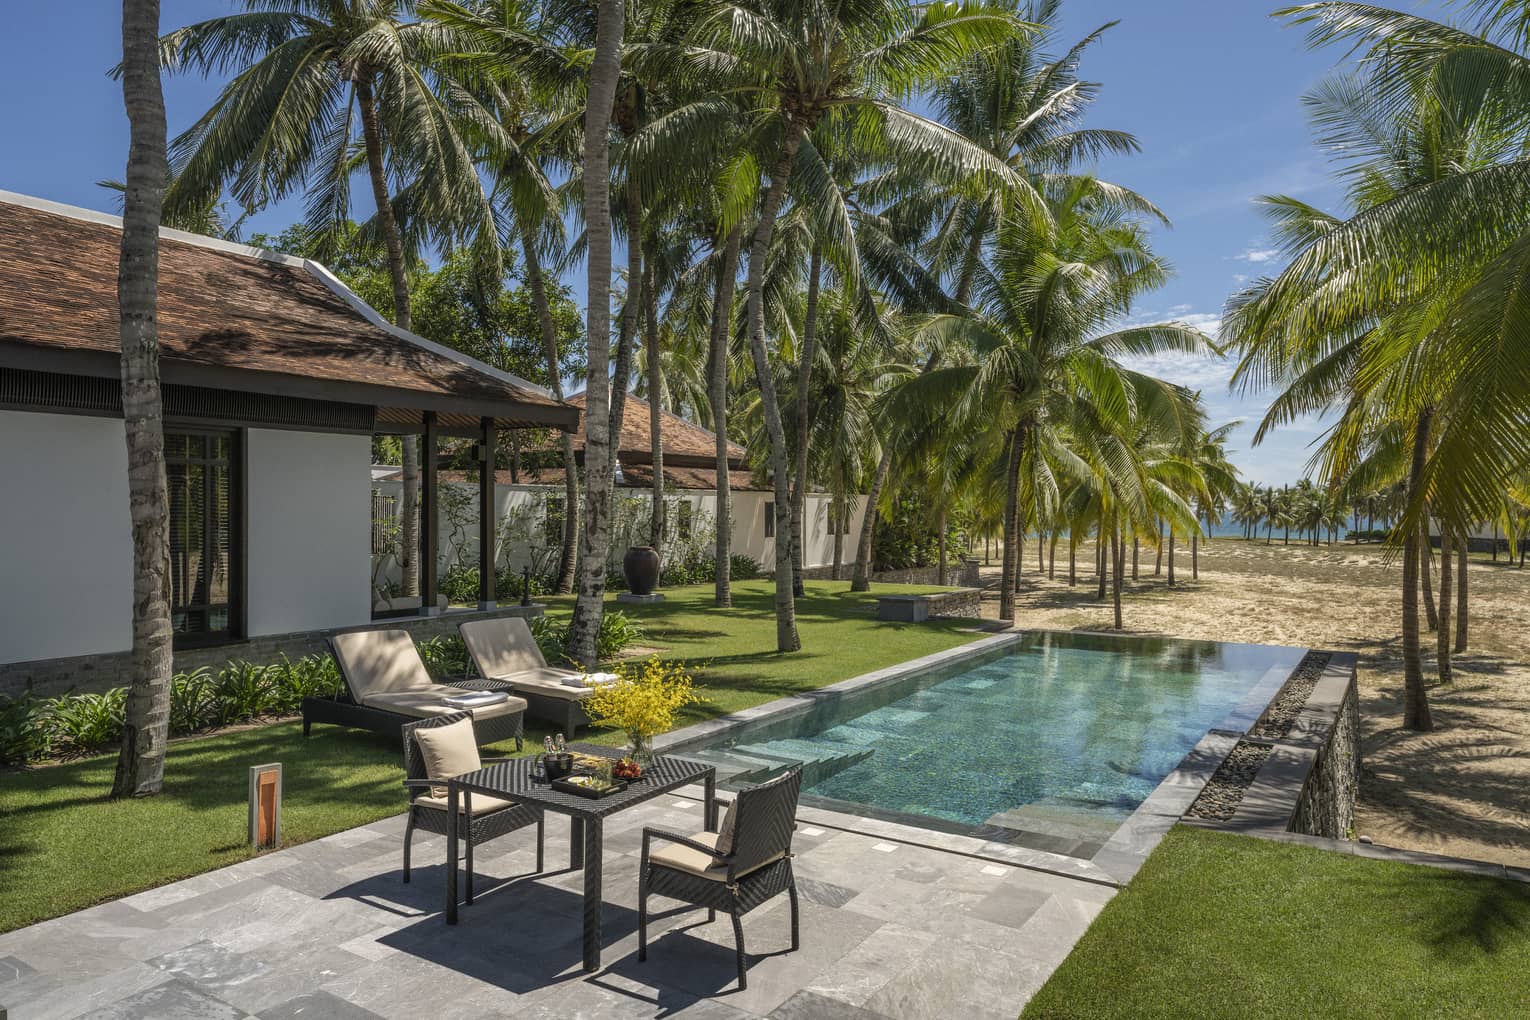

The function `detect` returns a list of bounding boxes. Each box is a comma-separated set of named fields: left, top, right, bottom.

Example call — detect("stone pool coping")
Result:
left=656, top=629, right=1317, bottom=888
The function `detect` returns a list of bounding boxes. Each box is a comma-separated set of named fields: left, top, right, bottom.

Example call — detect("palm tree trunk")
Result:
left=521, top=229, right=578, bottom=594
left=709, top=225, right=741, bottom=606
left=1437, top=528, right=1453, bottom=685
left=354, top=75, right=420, bottom=597
left=1402, top=409, right=1434, bottom=731
left=1420, top=519, right=1438, bottom=630
left=937, top=508, right=948, bottom=586
left=1048, top=533, right=1056, bottom=580
left=1068, top=532, right=1076, bottom=585
left=1131, top=536, right=1139, bottom=580
left=644, top=247, right=664, bottom=561
left=1455, top=538, right=1469, bottom=653
left=1037, top=531, right=1045, bottom=574
left=1110, top=518, right=1123, bottom=630
left=1167, top=529, right=1176, bottom=586
left=609, top=180, right=642, bottom=459
left=1191, top=534, right=1199, bottom=580
left=567, top=0, right=624, bottom=667
left=998, top=426, right=1024, bottom=621
left=112, top=0, right=174, bottom=799
left=832, top=498, right=844, bottom=580
left=790, top=241, right=823, bottom=598
left=1095, top=528, right=1107, bottom=600
left=853, top=350, right=940, bottom=591
left=744, top=124, right=807, bottom=652
left=1155, top=521, right=1164, bottom=574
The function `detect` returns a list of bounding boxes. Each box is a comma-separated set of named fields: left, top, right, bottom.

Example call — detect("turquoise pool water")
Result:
left=682, top=632, right=1303, bottom=857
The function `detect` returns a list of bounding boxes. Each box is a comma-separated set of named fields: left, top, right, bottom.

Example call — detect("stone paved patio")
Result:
left=0, top=787, right=1114, bottom=1019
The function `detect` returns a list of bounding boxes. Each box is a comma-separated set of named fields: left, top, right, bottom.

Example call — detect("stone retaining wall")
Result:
left=798, top=558, right=983, bottom=588
left=1185, top=651, right=1360, bottom=841
left=0, top=604, right=546, bottom=698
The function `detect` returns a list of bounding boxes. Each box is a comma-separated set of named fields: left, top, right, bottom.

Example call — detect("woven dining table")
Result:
left=444, top=748, right=718, bottom=972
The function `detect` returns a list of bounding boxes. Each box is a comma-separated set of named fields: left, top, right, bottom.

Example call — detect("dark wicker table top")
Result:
left=451, top=750, right=715, bottom=819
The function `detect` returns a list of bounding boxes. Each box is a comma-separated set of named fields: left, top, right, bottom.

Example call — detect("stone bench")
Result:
left=875, top=588, right=982, bottom=622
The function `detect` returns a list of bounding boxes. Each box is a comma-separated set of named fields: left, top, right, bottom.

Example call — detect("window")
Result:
left=165, top=430, right=240, bottom=646
left=370, top=489, right=396, bottom=554
left=675, top=500, right=692, bottom=540
left=764, top=504, right=775, bottom=538
left=545, top=495, right=564, bottom=545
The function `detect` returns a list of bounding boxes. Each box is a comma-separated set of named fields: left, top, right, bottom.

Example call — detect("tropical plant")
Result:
left=583, top=657, right=704, bottom=752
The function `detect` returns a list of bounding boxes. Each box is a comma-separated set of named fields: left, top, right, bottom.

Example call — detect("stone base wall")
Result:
left=797, top=558, right=982, bottom=588
left=0, top=604, right=546, bottom=699
left=1291, top=670, right=1360, bottom=838
left=923, top=588, right=982, bottom=619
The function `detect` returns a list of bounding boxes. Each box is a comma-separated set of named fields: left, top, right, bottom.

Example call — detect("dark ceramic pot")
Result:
left=623, top=545, right=661, bottom=595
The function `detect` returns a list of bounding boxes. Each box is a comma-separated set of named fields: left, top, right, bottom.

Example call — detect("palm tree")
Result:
left=657, top=0, right=1022, bottom=650
left=113, top=0, right=175, bottom=798
left=566, top=0, right=625, bottom=666
left=890, top=177, right=1214, bottom=622
left=165, top=0, right=497, bottom=602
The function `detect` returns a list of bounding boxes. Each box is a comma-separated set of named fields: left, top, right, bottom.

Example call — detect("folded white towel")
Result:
left=444, top=690, right=510, bottom=709
left=564, top=671, right=620, bottom=689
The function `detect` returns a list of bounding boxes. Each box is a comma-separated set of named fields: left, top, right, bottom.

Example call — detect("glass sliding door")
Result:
left=165, top=429, right=241, bottom=645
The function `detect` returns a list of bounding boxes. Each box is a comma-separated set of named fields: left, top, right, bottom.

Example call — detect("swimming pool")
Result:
left=676, top=631, right=1303, bottom=858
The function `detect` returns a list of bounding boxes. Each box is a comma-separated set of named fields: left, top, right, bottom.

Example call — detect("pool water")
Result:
left=681, top=631, right=1302, bottom=857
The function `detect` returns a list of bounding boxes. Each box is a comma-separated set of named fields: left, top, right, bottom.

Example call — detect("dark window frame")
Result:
left=764, top=503, right=775, bottom=538
left=165, top=426, right=245, bottom=649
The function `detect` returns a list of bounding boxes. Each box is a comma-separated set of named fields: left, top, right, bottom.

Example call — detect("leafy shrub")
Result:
left=266, top=654, right=341, bottom=714
left=46, top=689, right=126, bottom=755
left=211, top=661, right=276, bottom=726
left=418, top=635, right=468, bottom=679
left=0, top=689, right=52, bottom=766
left=441, top=565, right=552, bottom=605
left=169, top=667, right=217, bottom=734
left=531, top=611, right=643, bottom=667
left=729, top=554, right=762, bottom=580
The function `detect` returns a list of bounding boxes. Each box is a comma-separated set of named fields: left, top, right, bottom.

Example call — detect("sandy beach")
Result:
left=986, top=537, right=1530, bottom=867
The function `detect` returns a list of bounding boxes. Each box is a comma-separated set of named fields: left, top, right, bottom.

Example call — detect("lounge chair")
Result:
left=458, top=617, right=603, bottom=734
left=638, top=767, right=802, bottom=990
left=401, top=712, right=543, bottom=899
left=301, top=629, right=526, bottom=748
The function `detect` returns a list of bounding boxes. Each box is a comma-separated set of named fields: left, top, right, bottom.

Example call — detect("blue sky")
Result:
left=0, top=1, right=1453, bottom=485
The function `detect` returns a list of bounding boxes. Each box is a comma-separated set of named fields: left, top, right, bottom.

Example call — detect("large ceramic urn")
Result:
left=623, top=545, right=661, bottom=595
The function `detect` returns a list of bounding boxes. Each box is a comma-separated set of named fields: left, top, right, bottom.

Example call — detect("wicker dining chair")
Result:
left=638, top=767, right=802, bottom=990
left=401, top=712, right=543, bottom=903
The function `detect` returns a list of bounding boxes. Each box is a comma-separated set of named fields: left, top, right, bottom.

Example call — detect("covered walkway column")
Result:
left=478, top=417, right=497, bottom=610
left=421, top=411, right=439, bottom=615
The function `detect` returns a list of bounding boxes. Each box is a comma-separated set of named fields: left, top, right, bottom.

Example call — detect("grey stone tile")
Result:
left=800, top=922, right=936, bottom=1006
left=771, top=989, right=892, bottom=1019
left=75, top=978, right=251, bottom=1020
left=794, top=878, right=857, bottom=909
left=862, top=939, right=1052, bottom=1020
left=258, top=990, right=386, bottom=1019
left=0, top=955, right=38, bottom=984
left=146, top=940, right=269, bottom=989
left=963, top=882, right=1050, bottom=930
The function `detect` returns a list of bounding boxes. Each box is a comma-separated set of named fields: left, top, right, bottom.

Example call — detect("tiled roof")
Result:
left=376, top=461, right=766, bottom=492
left=563, top=392, right=748, bottom=464
left=0, top=193, right=575, bottom=429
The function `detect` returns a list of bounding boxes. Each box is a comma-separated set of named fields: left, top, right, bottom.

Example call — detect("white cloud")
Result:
left=1232, top=273, right=1249, bottom=285
left=1168, top=303, right=1193, bottom=315
left=1235, top=247, right=1280, bottom=263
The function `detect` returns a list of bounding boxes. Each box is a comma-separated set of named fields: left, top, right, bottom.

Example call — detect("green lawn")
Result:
left=1023, top=826, right=1530, bottom=1020
left=0, top=580, right=981, bottom=933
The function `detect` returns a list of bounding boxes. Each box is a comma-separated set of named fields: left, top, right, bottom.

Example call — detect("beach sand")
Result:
left=981, top=537, right=1530, bottom=867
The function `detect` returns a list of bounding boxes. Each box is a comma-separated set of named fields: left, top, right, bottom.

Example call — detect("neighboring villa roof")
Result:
left=0, top=191, right=576, bottom=433
left=373, top=394, right=765, bottom=491
left=561, top=392, right=748, bottom=467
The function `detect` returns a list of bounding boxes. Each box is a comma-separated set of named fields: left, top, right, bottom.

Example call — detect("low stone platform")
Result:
left=0, top=791, right=1112, bottom=1020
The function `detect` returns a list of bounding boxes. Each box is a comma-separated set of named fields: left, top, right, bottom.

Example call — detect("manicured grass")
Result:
left=0, top=581, right=981, bottom=933
left=1023, top=826, right=1530, bottom=1020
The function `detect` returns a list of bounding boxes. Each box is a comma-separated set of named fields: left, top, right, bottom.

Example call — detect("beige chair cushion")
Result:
left=460, top=617, right=547, bottom=679
left=715, top=798, right=739, bottom=857
left=649, top=831, right=784, bottom=883
left=331, top=630, right=435, bottom=700
left=368, top=687, right=528, bottom=720
left=412, top=790, right=517, bottom=815
left=494, top=668, right=593, bottom=701
left=412, top=717, right=481, bottom=798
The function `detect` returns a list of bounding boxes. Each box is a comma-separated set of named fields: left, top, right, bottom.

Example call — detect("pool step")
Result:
left=724, top=738, right=875, bottom=788
left=985, top=799, right=1125, bottom=845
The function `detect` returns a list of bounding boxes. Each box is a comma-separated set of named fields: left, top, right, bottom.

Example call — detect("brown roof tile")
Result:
left=0, top=195, right=574, bottom=428
left=563, top=392, right=747, bottom=464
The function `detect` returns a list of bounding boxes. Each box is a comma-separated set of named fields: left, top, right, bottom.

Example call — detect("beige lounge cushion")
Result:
left=460, top=617, right=547, bottom=679
left=494, top=668, right=593, bottom=701
left=412, top=790, right=518, bottom=815
left=412, top=717, right=480, bottom=797
left=331, top=630, right=435, bottom=700
left=716, top=798, right=739, bottom=857
left=649, top=831, right=784, bottom=882
left=368, top=687, right=528, bottom=720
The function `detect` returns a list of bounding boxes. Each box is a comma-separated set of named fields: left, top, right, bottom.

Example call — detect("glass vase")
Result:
left=626, top=732, right=655, bottom=766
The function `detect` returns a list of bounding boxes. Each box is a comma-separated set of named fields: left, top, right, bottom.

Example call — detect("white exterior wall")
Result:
left=370, top=478, right=868, bottom=587
left=0, top=411, right=132, bottom=664
left=246, top=429, right=372, bottom=636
